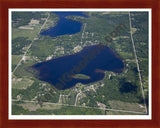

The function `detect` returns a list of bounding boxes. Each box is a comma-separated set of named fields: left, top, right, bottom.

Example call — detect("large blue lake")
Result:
left=32, top=44, right=124, bottom=90
left=32, top=12, right=124, bottom=90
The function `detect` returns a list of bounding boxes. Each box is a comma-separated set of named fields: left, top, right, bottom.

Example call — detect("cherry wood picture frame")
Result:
left=0, top=0, right=160, bottom=128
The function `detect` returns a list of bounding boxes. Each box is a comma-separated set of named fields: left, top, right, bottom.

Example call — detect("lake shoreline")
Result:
left=31, top=44, right=125, bottom=90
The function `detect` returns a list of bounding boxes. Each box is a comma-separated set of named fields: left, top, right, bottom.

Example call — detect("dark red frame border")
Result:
left=0, top=0, right=160, bottom=128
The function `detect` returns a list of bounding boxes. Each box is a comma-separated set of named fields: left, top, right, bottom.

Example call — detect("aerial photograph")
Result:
left=10, top=10, right=150, bottom=116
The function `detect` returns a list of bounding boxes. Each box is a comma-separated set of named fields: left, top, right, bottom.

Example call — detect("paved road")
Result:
left=12, top=99, right=146, bottom=114
left=12, top=12, right=50, bottom=74
left=129, top=12, right=147, bottom=114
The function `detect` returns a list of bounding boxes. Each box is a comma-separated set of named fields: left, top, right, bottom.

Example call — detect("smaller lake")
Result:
left=40, top=12, right=89, bottom=37
left=32, top=44, right=124, bottom=90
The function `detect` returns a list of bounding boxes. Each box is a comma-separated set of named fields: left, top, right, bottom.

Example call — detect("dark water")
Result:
left=33, top=12, right=124, bottom=90
left=40, top=12, right=88, bottom=37
left=32, top=44, right=124, bottom=90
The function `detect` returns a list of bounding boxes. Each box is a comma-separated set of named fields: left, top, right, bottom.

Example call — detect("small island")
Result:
left=72, top=74, right=90, bottom=80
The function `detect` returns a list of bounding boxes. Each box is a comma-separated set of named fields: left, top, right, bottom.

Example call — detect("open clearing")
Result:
left=12, top=24, right=41, bottom=40
left=12, top=78, right=34, bottom=89
left=19, top=102, right=62, bottom=111
left=108, top=100, right=146, bottom=113
left=12, top=55, right=23, bottom=65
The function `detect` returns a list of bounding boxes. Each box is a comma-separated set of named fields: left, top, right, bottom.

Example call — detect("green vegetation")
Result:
left=11, top=11, right=149, bottom=115
left=12, top=104, right=55, bottom=115
left=72, top=74, right=90, bottom=80
left=41, top=12, right=59, bottom=31
left=12, top=78, right=34, bottom=89
left=106, top=110, right=144, bottom=115
left=12, top=104, right=29, bottom=115
left=12, top=25, right=41, bottom=40
left=108, top=100, right=146, bottom=112
left=12, top=12, right=47, bottom=28
left=130, top=12, right=149, bottom=111
left=12, top=102, right=104, bottom=115
left=12, top=55, right=22, bottom=71
left=53, top=106, right=104, bottom=115
left=12, top=37, right=31, bottom=55
left=12, top=55, right=23, bottom=65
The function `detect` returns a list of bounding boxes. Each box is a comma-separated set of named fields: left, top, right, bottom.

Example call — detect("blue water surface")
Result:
left=32, top=12, right=124, bottom=90
left=40, top=12, right=89, bottom=37
left=32, top=45, right=124, bottom=90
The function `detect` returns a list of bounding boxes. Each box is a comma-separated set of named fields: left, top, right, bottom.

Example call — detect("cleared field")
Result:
left=106, top=110, right=144, bottom=115
left=108, top=100, right=146, bottom=113
left=52, top=106, right=105, bottom=115
left=19, top=102, right=62, bottom=111
left=12, top=55, right=23, bottom=65
left=109, top=12, right=129, bottom=14
left=12, top=24, right=41, bottom=40
left=12, top=78, right=34, bottom=89
left=119, top=51, right=133, bottom=59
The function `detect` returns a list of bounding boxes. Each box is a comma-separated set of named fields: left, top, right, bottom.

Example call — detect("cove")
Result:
left=32, top=44, right=124, bottom=90
left=40, top=12, right=89, bottom=37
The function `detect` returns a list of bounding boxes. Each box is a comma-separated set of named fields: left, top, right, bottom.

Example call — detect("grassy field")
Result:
left=108, top=100, right=146, bottom=113
left=12, top=78, right=34, bottom=89
left=106, top=110, right=144, bottom=115
left=12, top=24, right=41, bottom=40
left=52, top=106, right=105, bottom=115
left=19, top=102, right=62, bottom=111
left=12, top=55, right=22, bottom=65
